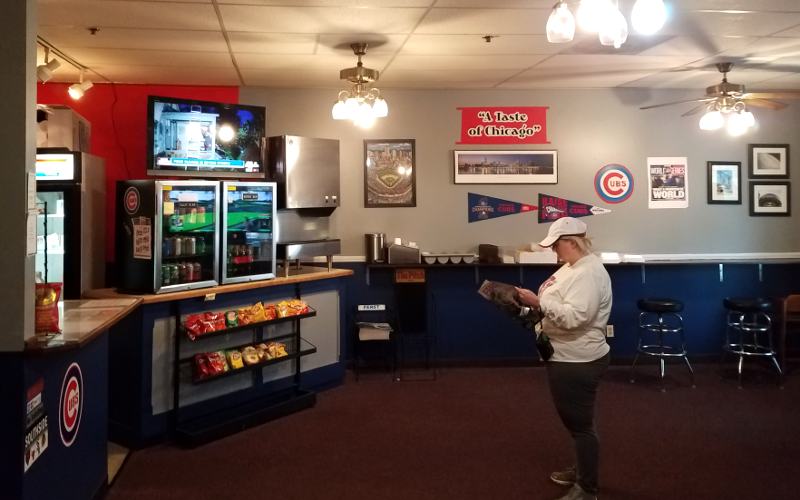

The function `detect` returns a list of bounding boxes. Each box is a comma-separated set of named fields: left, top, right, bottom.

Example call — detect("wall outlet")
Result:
left=606, top=325, right=615, bottom=337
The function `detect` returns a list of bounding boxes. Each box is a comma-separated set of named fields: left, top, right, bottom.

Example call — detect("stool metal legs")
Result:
left=630, top=311, right=695, bottom=391
left=723, top=311, right=782, bottom=387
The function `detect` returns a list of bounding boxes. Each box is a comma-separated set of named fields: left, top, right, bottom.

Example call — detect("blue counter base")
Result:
left=174, top=388, right=316, bottom=447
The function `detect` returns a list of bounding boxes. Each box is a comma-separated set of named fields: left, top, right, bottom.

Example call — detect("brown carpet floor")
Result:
left=107, top=363, right=800, bottom=500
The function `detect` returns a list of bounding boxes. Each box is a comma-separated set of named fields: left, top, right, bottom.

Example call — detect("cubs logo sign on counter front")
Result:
left=59, top=362, right=83, bottom=447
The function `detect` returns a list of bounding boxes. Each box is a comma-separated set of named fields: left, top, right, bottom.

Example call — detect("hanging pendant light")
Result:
left=330, top=43, right=389, bottom=129
left=598, top=3, right=628, bottom=48
left=546, top=1, right=576, bottom=43
left=631, top=0, right=667, bottom=35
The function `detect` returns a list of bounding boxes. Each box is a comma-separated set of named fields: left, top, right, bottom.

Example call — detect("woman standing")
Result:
left=516, top=217, right=612, bottom=500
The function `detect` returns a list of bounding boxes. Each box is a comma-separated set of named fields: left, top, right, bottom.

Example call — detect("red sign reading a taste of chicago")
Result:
left=457, top=106, right=549, bottom=145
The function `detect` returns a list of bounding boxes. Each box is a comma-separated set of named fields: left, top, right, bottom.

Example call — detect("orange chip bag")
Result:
left=250, top=302, right=267, bottom=323
left=35, top=283, right=62, bottom=334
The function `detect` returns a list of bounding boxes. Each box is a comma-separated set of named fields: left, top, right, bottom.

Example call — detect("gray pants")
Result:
left=546, top=353, right=609, bottom=495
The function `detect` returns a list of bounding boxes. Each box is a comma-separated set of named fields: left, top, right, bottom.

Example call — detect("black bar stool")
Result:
left=630, top=298, right=695, bottom=391
left=722, top=297, right=782, bottom=387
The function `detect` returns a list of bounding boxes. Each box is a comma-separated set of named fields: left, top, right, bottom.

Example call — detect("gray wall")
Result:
left=240, top=87, right=800, bottom=257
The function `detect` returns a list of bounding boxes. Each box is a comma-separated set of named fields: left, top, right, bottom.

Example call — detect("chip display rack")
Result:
left=171, top=291, right=318, bottom=446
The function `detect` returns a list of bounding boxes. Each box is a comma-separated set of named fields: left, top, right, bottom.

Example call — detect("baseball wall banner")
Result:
left=647, top=157, right=689, bottom=209
left=457, top=107, right=549, bottom=144
left=538, top=193, right=611, bottom=223
left=595, top=164, right=634, bottom=204
left=468, top=193, right=538, bottom=222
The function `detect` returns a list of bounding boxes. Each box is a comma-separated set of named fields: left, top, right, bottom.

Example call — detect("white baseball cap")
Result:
left=538, top=217, right=587, bottom=247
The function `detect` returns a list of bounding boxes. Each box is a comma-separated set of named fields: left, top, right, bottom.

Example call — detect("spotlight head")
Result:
left=68, top=80, right=93, bottom=100
left=36, top=58, right=61, bottom=83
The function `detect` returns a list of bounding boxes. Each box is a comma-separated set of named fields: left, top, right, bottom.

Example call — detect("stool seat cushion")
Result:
left=723, top=297, right=773, bottom=313
left=637, top=298, right=684, bottom=313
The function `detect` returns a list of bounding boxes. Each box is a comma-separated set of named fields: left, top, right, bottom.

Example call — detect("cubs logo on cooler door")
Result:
left=124, top=186, right=140, bottom=215
left=594, top=164, right=634, bottom=204
left=59, top=362, right=83, bottom=447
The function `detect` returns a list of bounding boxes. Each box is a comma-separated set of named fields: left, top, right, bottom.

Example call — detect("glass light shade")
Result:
left=631, top=0, right=667, bottom=35
left=741, top=110, right=755, bottom=127
left=353, top=102, right=376, bottom=128
left=344, top=97, right=360, bottom=116
left=699, top=110, right=724, bottom=131
left=726, top=112, right=750, bottom=136
left=331, top=100, right=348, bottom=120
left=67, top=80, right=93, bottom=100
left=598, top=6, right=628, bottom=48
left=546, top=2, right=576, bottom=43
left=372, top=97, right=389, bottom=117
left=577, top=0, right=612, bottom=33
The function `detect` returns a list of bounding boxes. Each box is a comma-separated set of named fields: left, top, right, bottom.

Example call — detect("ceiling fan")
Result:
left=640, top=62, right=800, bottom=117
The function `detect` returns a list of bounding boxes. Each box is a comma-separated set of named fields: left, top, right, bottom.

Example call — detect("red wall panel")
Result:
left=37, top=83, right=239, bottom=266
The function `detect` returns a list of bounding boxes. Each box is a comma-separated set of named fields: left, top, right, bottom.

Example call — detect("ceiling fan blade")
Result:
left=640, top=97, right=715, bottom=110
left=745, top=98, right=788, bottom=110
left=743, top=92, right=800, bottom=100
left=681, top=103, right=708, bottom=117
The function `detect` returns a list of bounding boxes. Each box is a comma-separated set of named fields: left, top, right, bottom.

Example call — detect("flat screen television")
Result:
left=147, top=95, right=266, bottom=179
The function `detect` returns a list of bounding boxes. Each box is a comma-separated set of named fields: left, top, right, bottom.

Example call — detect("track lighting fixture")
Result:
left=68, top=69, right=94, bottom=100
left=37, top=47, right=61, bottom=83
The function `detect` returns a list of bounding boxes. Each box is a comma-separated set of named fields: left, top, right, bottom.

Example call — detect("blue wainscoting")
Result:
left=338, top=262, right=800, bottom=363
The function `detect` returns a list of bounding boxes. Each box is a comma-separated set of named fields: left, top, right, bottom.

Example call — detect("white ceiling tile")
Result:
left=388, top=54, right=548, bottom=71
left=434, top=0, right=551, bottom=7
left=217, top=0, right=432, bottom=5
left=637, top=35, right=757, bottom=57
left=239, top=67, right=338, bottom=88
left=219, top=5, right=427, bottom=33
left=715, top=37, right=800, bottom=61
left=403, top=34, right=566, bottom=55
left=235, top=53, right=393, bottom=71
left=316, top=35, right=408, bottom=54
left=416, top=8, right=549, bottom=35
left=749, top=73, right=800, bottom=90
left=38, top=26, right=229, bottom=52
left=90, top=64, right=240, bottom=85
left=663, top=10, right=800, bottom=38
left=58, top=48, right=232, bottom=68
left=227, top=33, right=318, bottom=54
left=39, top=1, right=220, bottom=31
left=621, top=70, right=727, bottom=89
left=94, top=0, right=211, bottom=3
left=500, top=70, right=661, bottom=89
left=670, top=0, right=800, bottom=13
left=772, top=24, right=800, bottom=36
left=379, top=68, right=521, bottom=88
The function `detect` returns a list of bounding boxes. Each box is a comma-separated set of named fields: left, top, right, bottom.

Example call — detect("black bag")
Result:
left=535, top=332, right=554, bottom=362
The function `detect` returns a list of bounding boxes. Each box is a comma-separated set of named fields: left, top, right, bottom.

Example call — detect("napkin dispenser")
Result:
left=387, top=243, right=421, bottom=264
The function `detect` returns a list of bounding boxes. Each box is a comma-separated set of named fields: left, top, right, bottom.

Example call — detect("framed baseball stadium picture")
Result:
left=364, top=139, right=416, bottom=208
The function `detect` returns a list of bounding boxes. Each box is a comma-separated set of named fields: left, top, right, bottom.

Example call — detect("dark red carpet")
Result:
left=107, top=364, right=800, bottom=500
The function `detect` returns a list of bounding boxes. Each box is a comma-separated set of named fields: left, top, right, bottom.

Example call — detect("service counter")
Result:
left=84, top=266, right=352, bottom=448
left=341, top=258, right=800, bottom=365
left=2, top=298, right=141, bottom=500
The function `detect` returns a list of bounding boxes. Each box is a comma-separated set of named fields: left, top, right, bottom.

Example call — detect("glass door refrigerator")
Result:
left=221, top=181, right=277, bottom=283
left=35, top=148, right=105, bottom=299
left=116, top=180, right=219, bottom=293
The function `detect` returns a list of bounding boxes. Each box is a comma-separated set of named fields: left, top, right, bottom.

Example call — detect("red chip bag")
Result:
left=35, top=283, right=62, bottom=334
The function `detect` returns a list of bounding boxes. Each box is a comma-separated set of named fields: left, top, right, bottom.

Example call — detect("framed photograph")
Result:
left=750, top=181, right=791, bottom=216
left=364, top=139, right=416, bottom=208
left=749, top=144, right=789, bottom=178
left=453, top=150, right=557, bottom=184
left=707, top=161, right=741, bottom=204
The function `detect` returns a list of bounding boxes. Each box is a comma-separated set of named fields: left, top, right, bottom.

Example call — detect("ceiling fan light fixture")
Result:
left=546, top=1, right=576, bottom=43
left=577, top=0, right=611, bottom=33
left=699, top=109, right=724, bottom=131
left=331, top=43, right=388, bottom=127
left=598, top=5, right=628, bottom=48
left=631, top=0, right=667, bottom=35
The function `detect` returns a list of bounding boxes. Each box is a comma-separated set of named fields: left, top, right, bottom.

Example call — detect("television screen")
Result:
left=147, top=96, right=266, bottom=179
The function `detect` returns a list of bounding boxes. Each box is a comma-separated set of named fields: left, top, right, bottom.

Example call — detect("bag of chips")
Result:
left=35, top=282, right=62, bottom=334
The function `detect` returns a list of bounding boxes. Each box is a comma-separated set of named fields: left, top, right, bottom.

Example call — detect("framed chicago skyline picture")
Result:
left=453, top=150, right=558, bottom=184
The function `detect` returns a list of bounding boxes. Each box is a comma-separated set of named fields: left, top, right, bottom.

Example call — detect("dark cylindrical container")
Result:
left=365, top=233, right=386, bottom=263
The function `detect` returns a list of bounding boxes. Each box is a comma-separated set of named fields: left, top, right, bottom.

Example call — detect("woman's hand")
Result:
left=515, top=287, right=540, bottom=308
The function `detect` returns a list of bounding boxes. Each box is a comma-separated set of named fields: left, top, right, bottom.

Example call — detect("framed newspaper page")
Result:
left=647, top=157, right=688, bottom=209
left=707, top=161, right=741, bottom=205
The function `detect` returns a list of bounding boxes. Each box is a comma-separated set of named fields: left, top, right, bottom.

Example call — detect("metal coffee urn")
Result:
left=365, top=233, right=386, bottom=263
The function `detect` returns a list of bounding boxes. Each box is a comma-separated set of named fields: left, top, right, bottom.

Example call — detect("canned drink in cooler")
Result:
left=162, top=265, right=171, bottom=285
left=170, top=264, right=180, bottom=284
left=197, top=206, right=206, bottom=224
left=193, top=262, right=202, bottom=281
left=162, top=238, right=171, bottom=258
left=178, top=263, right=189, bottom=283
left=186, top=236, right=196, bottom=256
left=174, top=237, right=182, bottom=256
left=196, top=237, right=205, bottom=256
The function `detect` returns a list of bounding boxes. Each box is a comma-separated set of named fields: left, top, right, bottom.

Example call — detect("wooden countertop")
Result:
left=84, top=266, right=354, bottom=305
left=25, top=297, right=142, bottom=354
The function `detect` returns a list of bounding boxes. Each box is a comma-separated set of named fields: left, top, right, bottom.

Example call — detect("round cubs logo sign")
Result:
left=595, top=164, right=634, bottom=204
left=59, top=362, right=83, bottom=447
left=124, top=187, right=140, bottom=215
